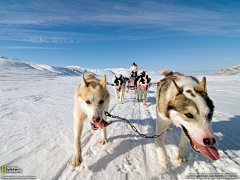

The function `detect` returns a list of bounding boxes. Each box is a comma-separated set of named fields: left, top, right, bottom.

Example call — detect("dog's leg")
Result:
left=125, top=84, right=129, bottom=93
left=178, top=129, right=189, bottom=163
left=99, top=105, right=109, bottom=145
left=119, top=87, right=124, bottom=104
left=71, top=107, right=87, bottom=168
left=143, top=90, right=147, bottom=106
left=140, top=90, right=143, bottom=101
left=114, top=88, right=119, bottom=99
left=99, top=128, right=108, bottom=145
left=155, top=113, right=170, bottom=171
left=138, top=91, right=141, bottom=102
left=136, top=90, right=140, bottom=102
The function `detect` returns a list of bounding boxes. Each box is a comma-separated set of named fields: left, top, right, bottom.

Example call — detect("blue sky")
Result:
left=0, top=0, right=240, bottom=72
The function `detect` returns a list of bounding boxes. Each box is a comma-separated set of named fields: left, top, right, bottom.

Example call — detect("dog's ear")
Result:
left=167, top=79, right=181, bottom=106
left=158, top=79, right=181, bottom=117
left=171, top=79, right=181, bottom=94
left=100, top=74, right=106, bottom=88
left=81, top=74, right=88, bottom=87
left=195, top=77, right=206, bottom=93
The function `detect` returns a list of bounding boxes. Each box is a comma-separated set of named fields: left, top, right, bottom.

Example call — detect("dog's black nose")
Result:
left=203, top=138, right=216, bottom=146
left=96, top=117, right=101, bottom=123
left=93, top=117, right=101, bottom=123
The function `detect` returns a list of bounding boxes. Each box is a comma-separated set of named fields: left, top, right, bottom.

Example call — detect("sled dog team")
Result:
left=112, top=72, right=151, bottom=105
left=70, top=68, right=220, bottom=172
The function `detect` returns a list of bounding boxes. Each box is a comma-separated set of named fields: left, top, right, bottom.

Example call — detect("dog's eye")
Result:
left=185, top=113, right=193, bottom=118
left=99, top=100, right=104, bottom=104
left=86, top=100, right=91, bottom=104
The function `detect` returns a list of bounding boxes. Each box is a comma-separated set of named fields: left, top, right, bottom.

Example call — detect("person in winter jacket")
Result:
left=130, top=62, right=138, bottom=78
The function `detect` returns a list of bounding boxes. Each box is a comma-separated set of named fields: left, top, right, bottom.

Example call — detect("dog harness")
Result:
left=135, top=75, right=151, bottom=92
left=157, top=76, right=177, bottom=86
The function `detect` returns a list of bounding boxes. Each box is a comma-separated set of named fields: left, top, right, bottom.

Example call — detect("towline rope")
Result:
left=107, top=76, right=177, bottom=89
left=104, top=111, right=176, bottom=139
left=106, top=82, right=149, bottom=90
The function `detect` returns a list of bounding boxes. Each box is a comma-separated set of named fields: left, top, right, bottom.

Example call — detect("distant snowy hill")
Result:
left=0, top=56, right=157, bottom=78
left=0, top=56, right=87, bottom=77
left=1, top=55, right=238, bottom=77
left=209, top=64, right=240, bottom=75
left=0, top=56, right=115, bottom=77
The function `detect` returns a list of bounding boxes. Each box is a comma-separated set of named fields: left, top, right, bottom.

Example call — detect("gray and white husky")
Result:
left=155, top=68, right=219, bottom=171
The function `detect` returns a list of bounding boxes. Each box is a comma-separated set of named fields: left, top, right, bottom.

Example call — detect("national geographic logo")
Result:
left=1, top=166, right=22, bottom=173
left=1, top=166, right=37, bottom=179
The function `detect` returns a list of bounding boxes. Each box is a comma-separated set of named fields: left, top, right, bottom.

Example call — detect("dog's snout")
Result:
left=96, top=117, right=101, bottom=123
left=92, top=117, right=101, bottom=123
left=203, top=138, right=216, bottom=146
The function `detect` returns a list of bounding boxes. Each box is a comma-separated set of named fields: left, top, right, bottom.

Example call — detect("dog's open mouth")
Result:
left=181, top=125, right=220, bottom=161
left=90, top=119, right=112, bottom=130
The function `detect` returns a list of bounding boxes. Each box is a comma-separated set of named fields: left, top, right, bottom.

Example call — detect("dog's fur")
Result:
left=112, top=74, right=128, bottom=104
left=71, top=73, right=110, bottom=168
left=134, top=74, right=151, bottom=106
left=155, top=69, right=219, bottom=171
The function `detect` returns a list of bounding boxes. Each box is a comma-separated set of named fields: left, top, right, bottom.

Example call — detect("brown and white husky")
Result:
left=71, top=73, right=112, bottom=168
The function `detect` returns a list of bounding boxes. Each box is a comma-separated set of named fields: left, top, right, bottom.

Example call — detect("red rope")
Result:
left=107, top=76, right=177, bottom=89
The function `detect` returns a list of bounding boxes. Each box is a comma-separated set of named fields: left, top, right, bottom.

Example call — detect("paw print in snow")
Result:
left=116, top=157, right=139, bottom=173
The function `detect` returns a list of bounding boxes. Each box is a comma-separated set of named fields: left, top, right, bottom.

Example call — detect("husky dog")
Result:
left=155, top=69, right=220, bottom=171
left=71, top=73, right=112, bottom=168
left=112, top=74, right=127, bottom=104
left=134, top=71, right=151, bottom=106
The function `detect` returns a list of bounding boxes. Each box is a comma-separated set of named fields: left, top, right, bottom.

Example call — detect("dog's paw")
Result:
left=177, top=150, right=189, bottom=164
left=159, top=161, right=169, bottom=171
left=177, top=157, right=188, bottom=164
left=71, top=154, right=83, bottom=168
left=118, top=102, right=123, bottom=104
left=177, top=153, right=189, bottom=164
left=99, top=139, right=108, bottom=145
left=143, top=102, right=147, bottom=106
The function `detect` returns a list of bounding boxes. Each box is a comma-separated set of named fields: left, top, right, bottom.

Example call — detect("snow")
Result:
left=1, top=56, right=240, bottom=180
left=209, top=64, right=240, bottom=75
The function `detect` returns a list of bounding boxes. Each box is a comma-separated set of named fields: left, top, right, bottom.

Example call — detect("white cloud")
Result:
left=1, top=0, right=240, bottom=43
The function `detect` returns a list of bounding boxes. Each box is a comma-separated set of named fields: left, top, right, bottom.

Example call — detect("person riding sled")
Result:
left=130, top=62, right=138, bottom=79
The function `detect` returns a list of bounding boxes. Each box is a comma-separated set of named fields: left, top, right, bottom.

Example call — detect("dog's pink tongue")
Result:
left=196, top=143, right=220, bottom=160
left=96, top=119, right=112, bottom=129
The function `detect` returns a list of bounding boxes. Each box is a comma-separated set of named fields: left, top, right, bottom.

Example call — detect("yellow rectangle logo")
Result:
left=2, top=166, right=7, bottom=173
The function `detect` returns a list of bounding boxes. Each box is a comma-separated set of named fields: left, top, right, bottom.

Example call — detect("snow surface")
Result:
left=1, top=56, right=240, bottom=180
